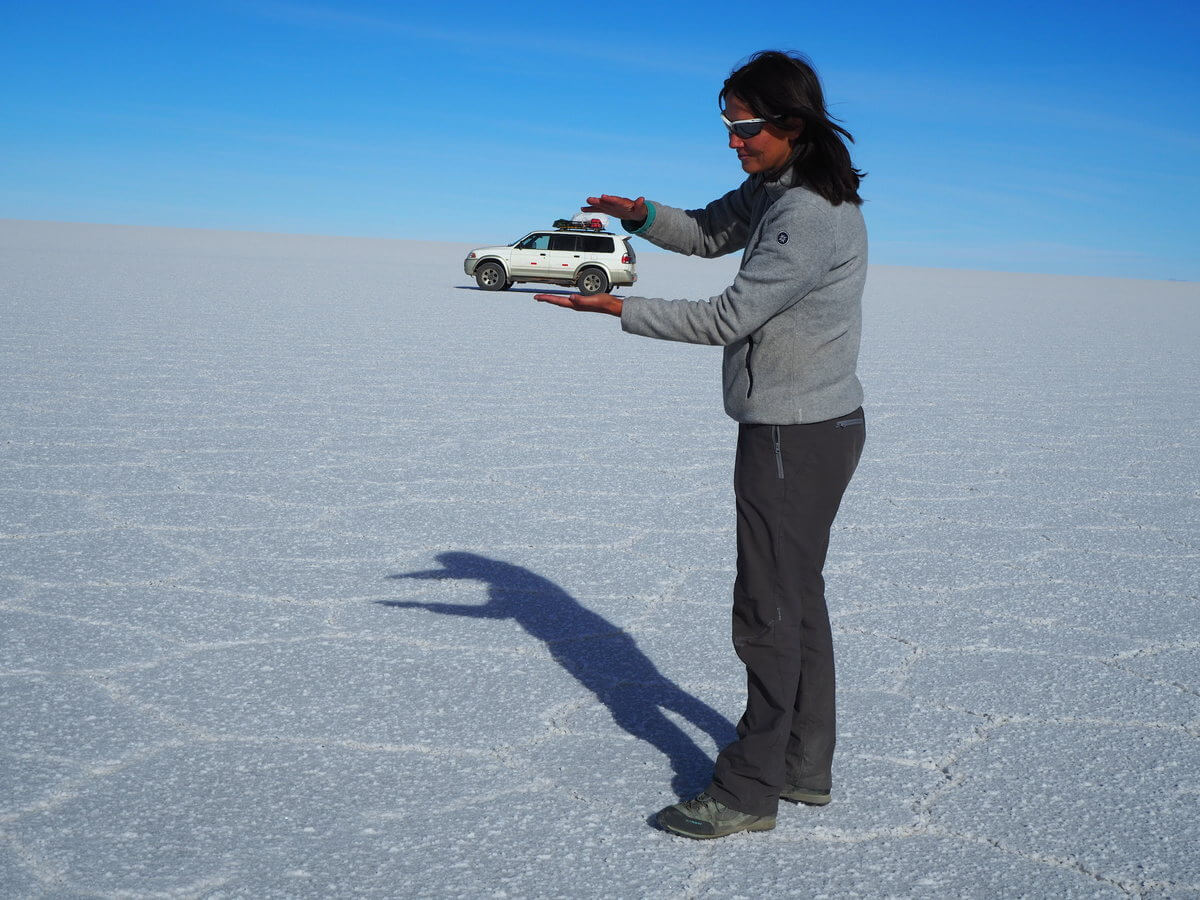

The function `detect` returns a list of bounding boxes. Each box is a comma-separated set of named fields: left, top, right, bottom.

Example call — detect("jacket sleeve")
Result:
left=621, top=193, right=837, bottom=346
left=627, top=178, right=758, bottom=259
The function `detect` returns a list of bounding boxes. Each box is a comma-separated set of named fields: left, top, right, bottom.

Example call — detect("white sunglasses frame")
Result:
left=721, top=113, right=769, bottom=138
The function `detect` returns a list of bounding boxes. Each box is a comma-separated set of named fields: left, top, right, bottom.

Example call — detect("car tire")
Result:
left=577, top=267, right=610, bottom=296
left=475, top=261, right=506, bottom=291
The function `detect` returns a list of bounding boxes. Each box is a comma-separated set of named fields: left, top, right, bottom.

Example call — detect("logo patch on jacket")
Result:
left=777, top=232, right=789, bottom=244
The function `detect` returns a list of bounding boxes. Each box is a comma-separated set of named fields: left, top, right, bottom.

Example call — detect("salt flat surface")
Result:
left=1, top=219, right=1198, bottom=898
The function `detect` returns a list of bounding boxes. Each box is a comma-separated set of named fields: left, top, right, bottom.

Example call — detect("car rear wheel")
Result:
left=475, top=261, right=506, bottom=291
left=577, top=267, right=609, bottom=296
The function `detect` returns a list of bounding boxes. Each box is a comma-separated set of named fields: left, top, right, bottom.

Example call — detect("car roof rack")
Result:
left=552, top=218, right=610, bottom=232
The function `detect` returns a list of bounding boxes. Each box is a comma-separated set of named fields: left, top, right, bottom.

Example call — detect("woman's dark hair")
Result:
left=721, top=50, right=865, bottom=206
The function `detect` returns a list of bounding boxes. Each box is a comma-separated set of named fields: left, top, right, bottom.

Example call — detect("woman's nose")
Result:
left=728, top=132, right=743, bottom=149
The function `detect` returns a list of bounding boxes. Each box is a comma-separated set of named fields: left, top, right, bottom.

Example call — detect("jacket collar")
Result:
left=759, top=147, right=804, bottom=196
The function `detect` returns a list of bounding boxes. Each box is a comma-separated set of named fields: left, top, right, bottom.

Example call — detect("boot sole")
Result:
left=780, top=789, right=831, bottom=806
left=656, top=813, right=776, bottom=840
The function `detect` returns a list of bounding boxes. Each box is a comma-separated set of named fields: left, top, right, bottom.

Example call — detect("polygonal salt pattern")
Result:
left=174, top=555, right=410, bottom=604
left=831, top=628, right=916, bottom=693
left=2, top=222, right=1198, bottom=896
left=958, top=581, right=1199, bottom=647
left=835, top=690, right=982, bottom=769
left=0, top=609, right=177, bottom=674
left=1020, top=547, right=1200, bottom=600
left=1115, top=646, right=1200, bottom=695
left=904, top=648, right=1198, bottom=724
left=0, top=845, right=44, bottom=899
left=126, top=524, right=393, bottom=561
left=2, top=528, right=209, bottom=583
left=113, top=638, right=592, bottom=750
left=0, top=751, right=83, bottom=818
left=21, top=582, right=336, bottom=644
left=0, top=489, right=114, bottom=536
left=836, top=601, right=1142, bottom=657
left=692, top=833, right=1127, bottom=898
left=389, top=792, right=704, bottom=899
left=667, top=566, right=738, bottom=604
left=474, top=543, right=685, bottom=603
left=0, top=676, right=180, bottom=767
left=510, top=729, right=717, bottom=807
left=932, top=722, right=1200, bottom=890
left=9, top=743, right=509, bottom=897
left=778, top=753, right=946, bottom=838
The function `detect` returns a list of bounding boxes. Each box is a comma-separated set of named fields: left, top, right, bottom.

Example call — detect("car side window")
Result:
left=580, top=236, right=614, bottom=253
left=549, top=234, right=579, bottom=252
left=515, top=234, right=551, bottom=250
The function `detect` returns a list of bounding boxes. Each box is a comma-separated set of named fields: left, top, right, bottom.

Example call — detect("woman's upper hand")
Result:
left=535, top=195, right=639, bottom=318
left=582, top=195, right=647, bottom=226
left=534, top=292, right=623, bottom=317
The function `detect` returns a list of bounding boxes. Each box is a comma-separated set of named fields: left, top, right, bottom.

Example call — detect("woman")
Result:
left=535, top=50, right=867, bottom=840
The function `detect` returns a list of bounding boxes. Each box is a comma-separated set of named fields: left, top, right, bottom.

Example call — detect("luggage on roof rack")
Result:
left=553, top=217, right=609, bottom=232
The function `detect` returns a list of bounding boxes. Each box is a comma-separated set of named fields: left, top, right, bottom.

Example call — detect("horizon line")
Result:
left=2, top=217, right=1194, bottom=286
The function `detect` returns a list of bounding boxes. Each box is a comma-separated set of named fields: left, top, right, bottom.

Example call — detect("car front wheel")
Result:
left=475, top=261, right=506, bottom=291
left=577, top=267, right=610, bottom=296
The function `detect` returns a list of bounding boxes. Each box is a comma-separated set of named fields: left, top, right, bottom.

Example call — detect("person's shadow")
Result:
left=379, top=551, right=734, bottom=795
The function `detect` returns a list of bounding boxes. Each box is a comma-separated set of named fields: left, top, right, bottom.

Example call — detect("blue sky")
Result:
left=3, top=0, right=1197, bottom=279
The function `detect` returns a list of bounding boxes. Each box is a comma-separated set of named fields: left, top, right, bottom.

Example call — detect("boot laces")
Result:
left=684, top=792, right=726, bottom=818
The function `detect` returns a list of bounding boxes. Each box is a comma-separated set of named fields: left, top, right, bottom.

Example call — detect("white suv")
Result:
left=464, top=218, right=637, bottom=295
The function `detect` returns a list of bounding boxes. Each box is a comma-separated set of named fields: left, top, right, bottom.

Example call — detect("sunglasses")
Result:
left=721, top=113, right=768, bottom=139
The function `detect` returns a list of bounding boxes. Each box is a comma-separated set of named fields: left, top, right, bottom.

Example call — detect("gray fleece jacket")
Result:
left=620, top=166, right=866, bottom=425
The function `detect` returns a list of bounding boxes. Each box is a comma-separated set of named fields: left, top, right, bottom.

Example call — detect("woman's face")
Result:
left=723, top=93, right=801, bottom=175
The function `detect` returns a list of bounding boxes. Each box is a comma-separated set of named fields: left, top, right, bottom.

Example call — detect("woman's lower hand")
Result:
left=582, top=195, right=647, bottom=226
left=534, top=292, right=623, bottom=317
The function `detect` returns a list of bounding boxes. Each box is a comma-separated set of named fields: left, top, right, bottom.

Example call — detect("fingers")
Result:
left=534, top=293, right=577, bottom=308
left=582, top=194, right=640, bottom=216
left=580, top=195, right=647, bottom=225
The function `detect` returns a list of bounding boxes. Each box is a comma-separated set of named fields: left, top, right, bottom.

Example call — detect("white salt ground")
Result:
left=1, top=219, right=1197, bottom=898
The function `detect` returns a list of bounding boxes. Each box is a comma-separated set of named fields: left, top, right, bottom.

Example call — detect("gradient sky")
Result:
left=3, top=0, right=1197, bottom=279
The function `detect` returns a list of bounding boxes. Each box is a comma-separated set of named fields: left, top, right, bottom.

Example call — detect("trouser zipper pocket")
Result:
left=836, top=417, right=864, bottom=428
left=772, top=425, right=784, bottom=479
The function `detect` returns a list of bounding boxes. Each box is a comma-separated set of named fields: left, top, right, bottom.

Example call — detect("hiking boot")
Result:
left=656, top=792, right=775, bottom=840
left=780, top=785, right=831, bottom=806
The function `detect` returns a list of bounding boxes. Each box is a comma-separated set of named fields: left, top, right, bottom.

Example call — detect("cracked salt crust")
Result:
left=1, top=221, right=1197, bottom=897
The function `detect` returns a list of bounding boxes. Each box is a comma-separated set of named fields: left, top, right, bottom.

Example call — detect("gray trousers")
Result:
left=707, top=409, right=865, bottom=817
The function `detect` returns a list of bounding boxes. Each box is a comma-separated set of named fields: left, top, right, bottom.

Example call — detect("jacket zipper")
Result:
left=745, top=337, right=754, bottom=398
left=772, top=425, right=784, bottom=479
